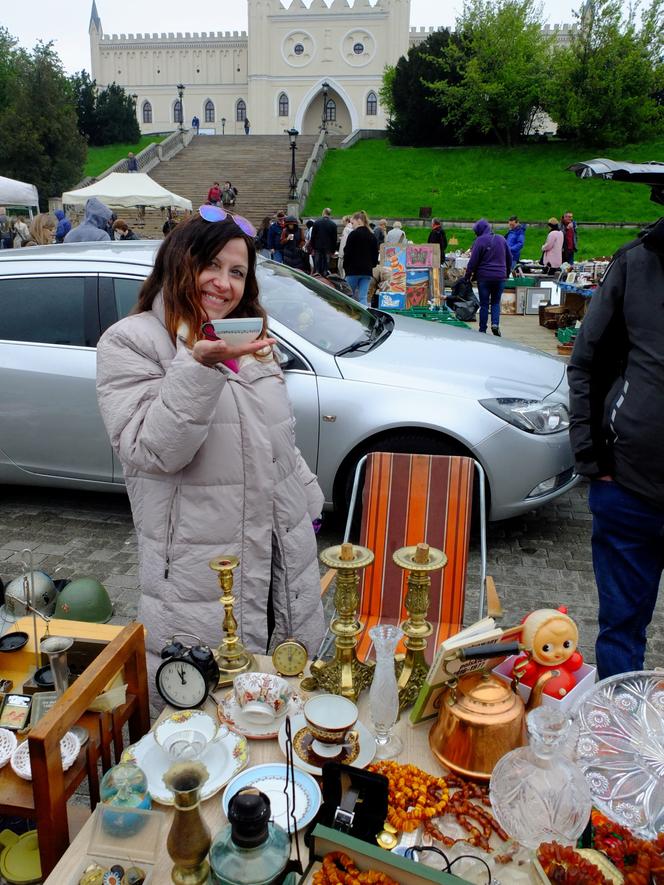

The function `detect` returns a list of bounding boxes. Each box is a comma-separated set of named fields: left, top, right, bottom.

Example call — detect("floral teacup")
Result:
left=233, top=672, right=291, bottom=723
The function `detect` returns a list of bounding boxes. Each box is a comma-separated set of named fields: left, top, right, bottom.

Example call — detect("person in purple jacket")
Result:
left=464, top=218, right=512, bottom=336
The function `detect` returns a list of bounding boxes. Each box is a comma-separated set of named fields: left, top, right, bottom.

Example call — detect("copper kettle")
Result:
left=428, top=642, right=555, bottom=781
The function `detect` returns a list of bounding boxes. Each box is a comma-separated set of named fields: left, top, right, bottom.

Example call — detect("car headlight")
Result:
left=479, top=398, right=569, bottom=434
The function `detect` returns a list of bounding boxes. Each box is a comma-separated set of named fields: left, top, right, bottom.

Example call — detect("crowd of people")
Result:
left=0, top=198, right=145, bottom=247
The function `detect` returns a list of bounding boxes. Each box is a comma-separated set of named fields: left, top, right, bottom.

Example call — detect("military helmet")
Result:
left=54, top=577, right=113, bottom=623
left=3, top=571, right=57, bottom=620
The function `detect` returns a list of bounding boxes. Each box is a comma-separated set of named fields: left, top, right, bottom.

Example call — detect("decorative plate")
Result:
left=278, top=713, right=376, bottom=777
left=222, top=763, right=321, bottom=830
left=0, top=728, right=17, bottom=768
left=11, top=731, right=80, bottom=781
left=216, top=690, right=305, bottom=740
left=573, top=670, right=664, bottom=839
left=122, top=728, right=248, bottom=805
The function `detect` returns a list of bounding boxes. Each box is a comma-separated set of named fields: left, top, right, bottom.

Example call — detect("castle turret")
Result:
left=89, top=1, right=102, bottom=79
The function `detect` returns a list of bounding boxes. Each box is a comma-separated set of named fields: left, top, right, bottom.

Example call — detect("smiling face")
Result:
left=197, top=237, right=249, bottom=320
left=531, top=617, right=578, bottom=665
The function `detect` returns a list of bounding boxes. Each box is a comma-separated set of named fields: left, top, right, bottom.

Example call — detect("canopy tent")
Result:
left=62, top=173, right=192, bottom=210
left=568, top=158, right=664, bottom=205
left=0, top=176, right=39, bottom=211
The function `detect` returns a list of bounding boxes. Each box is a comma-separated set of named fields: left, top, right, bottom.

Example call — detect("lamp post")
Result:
left=321, top=81, right=329, bottom=132
left=286, top=128, right=299, bottom=201
left=221, top=117, right=226, bottom=135
left=176, top=83, right=185, bottom=133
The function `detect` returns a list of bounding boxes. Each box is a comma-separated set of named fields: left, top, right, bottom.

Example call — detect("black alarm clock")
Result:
left=155, top=633, right=220, bottom=709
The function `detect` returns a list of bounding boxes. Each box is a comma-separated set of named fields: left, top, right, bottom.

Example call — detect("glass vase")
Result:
left=489, top=706, right=592, bottom=848
left=368, top=624, right=403, bottom=759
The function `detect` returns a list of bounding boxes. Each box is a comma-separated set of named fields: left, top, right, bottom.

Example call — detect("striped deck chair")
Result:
left=318, top=452, right=501, bottom=662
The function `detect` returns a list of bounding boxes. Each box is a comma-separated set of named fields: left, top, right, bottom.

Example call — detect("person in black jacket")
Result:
left=342, top=211, right=379, bottom=306
left=310, top=208, right=338, bottom=276
left=427, top=217, right=448, bottom=263
left=567, top=217, right=664, bottom=679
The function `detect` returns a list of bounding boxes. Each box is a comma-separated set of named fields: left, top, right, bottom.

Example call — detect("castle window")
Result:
left=278, top=93, right=289, bottom=117
left=325, top=99, right=336, bottom=123
left=294, top=43, right=304, bottom=55
left=236, top=99, right=246, bottom=122
left=353, top=42, right=364, bottom=55
left=204, top=100, right=215, bottom=123
left=366, top=91, right=377, bottom=116
left=142, top=100, right=152, bottom=124
left=174, top=100, right=183, bottom=124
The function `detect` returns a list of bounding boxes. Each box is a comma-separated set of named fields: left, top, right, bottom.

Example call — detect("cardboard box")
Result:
left=301, top=824, right=466, bottom=884
left=492, top=656, right=596, bottom=714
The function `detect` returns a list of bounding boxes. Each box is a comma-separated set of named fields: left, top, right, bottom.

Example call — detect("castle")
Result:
left=89, top=0, right=576, bottom=138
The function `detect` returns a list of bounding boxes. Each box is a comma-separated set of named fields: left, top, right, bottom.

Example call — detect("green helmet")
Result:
left=54, top=577, right=113, bottom=623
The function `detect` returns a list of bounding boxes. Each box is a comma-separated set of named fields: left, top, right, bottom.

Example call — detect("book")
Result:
left=409, top=619, right=521, bottom=725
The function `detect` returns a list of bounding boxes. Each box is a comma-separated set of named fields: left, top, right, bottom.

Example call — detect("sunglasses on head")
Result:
left=198, top=204, right=256, bottom=238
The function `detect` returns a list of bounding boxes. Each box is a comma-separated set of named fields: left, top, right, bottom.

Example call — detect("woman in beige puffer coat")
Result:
left=96, top=211, right=325, bottom=694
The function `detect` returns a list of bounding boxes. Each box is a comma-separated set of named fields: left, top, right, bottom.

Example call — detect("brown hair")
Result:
left=351, top=210, right=370, bottom=228
left=112, top=219, right=129, bottom=232
left=135, top=214, right=266, bottom=346
left=30, top=213, right=56, bottom=245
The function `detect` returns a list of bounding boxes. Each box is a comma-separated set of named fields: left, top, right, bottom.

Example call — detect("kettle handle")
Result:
left=458, top=641, right=521, bottom=661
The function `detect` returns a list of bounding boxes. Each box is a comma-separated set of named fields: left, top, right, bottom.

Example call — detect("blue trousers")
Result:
left=345, top=275, right=372, bottom=306
left=477, top=279, right=504, bottom=332
left=588, top=479, right=664, bottom=678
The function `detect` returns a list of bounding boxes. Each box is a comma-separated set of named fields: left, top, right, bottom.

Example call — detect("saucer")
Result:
left=121, top=729, right=247, bottom=805
left=222, top=763, right=321, bottom=830
left=278, top=713, right=376, bottom=776
left=216, top=690, right=304, bottom=740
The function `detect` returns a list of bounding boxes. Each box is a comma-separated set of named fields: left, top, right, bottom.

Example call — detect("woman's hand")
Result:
left=192, top=336, right=277, bottom=368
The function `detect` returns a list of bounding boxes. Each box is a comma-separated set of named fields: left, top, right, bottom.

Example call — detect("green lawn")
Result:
left=84, top=135, right=167, bottom=179
left=305, top=138, right=664, bottom=225
left=404, top=225, right=640, bottom=261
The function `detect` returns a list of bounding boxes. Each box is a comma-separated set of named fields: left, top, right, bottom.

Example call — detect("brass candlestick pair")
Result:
left=209, top=555, right=255, bottom=688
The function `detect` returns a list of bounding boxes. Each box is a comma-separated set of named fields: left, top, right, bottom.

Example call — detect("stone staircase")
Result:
left=149, top=134, right=321, bottom=228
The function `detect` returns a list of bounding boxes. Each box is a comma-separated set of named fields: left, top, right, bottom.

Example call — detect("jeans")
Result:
left=588, top=479, right=664, bottom=678
left=345, top=275, right=372, bottom=306
left=271, top=250, right=283, bottom=263
left=477, top=279, right=504, bottom=332
left=314, top=250, right=330, bottom=276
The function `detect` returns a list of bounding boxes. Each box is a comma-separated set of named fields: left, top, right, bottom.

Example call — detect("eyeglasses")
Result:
left=199, top=204, right=256, bottom=237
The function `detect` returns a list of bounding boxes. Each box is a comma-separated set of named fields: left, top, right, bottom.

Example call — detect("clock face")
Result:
left=156, top=659, right=207, bottom=709
left=272, top=640, right=308, bottom=676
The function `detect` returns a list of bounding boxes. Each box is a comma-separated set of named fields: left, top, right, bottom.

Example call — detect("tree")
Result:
left=426, top=0, right=554, bottom=147
left=71, top=70, right=98, bottom=143
left=92, top=82, right=140, bottom=146
left=0, top=37, right=86, bottom=207
left=546, top=0, right=664, bottom=145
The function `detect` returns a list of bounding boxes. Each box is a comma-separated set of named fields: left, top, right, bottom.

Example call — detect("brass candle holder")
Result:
left=300, top=542, right=375, bottom=701
left=393, top=542, right=447, bottom=709
left=209, top=555, right=255, bottom=688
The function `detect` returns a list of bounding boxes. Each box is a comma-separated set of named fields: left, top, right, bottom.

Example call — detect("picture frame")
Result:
left=30, top=690, right=59, bottom=725
left=525, top=287, right=550, bottom=315
left=0, top=693, right=32, bottom=731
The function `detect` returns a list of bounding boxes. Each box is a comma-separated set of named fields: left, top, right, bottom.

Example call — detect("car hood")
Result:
left=336, top=314, right=566, bottom=401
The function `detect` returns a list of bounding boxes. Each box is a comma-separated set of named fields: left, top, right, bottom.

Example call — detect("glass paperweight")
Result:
left=489, top=706, right=592, bottom=848
left=100, top=762, right=151, bottom=837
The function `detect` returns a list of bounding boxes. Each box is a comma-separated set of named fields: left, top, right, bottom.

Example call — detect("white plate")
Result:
left=122, top=728, right=248, bottom=805
left=222, top=763, right=321, bottom=830
left=278, top=713, right=376, bottom=776
left=216, top=690, right=305, bottom=740
left=0, top=728, right=17, bottom=768
left=11, top=731, right=80, bottom=781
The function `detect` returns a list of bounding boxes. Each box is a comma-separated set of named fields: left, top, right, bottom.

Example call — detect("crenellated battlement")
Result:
left=408, top=20, right=578, bottom=46
left=100, top=31, right=248, bottom=43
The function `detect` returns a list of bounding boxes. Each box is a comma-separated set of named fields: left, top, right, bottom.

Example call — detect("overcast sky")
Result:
left=5, top=0, right=580, bottom=74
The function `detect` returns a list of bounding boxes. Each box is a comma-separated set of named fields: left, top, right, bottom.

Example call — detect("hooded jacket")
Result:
left=568, top=218, right=664, bottom=509
left=504, top=224, right=526, bottom=264
left=54, top=210, right=72, bottom=244
left=96, top=295, right=326, bottom=688
left=64, top=198, right=112, bottom=243
left=465, top=219, right=512, bottom=282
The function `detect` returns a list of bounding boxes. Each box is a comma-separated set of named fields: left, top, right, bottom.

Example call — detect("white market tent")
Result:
left=0, top=176, right=39, bottom=213
left=62, top=173, right=192, bottom=211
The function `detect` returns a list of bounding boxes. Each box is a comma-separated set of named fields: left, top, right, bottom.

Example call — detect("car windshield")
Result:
left=257, top=261, right=375, bottom=354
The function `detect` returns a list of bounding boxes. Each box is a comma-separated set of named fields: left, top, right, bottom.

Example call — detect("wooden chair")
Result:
left=318, top=452, right=501, bottom=662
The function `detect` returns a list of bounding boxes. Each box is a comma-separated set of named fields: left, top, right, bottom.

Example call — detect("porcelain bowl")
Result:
left=233, top=672, right=291, bottom=723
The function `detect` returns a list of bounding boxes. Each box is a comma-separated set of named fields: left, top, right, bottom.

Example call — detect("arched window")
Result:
left=278, top=93, right=289, bottom=117
left=325, top=99, right=336, bottom=122
left=204, top=99, right=215, bottom=123
left=366, top=91, right=378, bottom=116
left=236, top=99, right=246, bottom=122
left=173, top=99, right=183, bottom=124
left=142, top=100, right=152, bottom=124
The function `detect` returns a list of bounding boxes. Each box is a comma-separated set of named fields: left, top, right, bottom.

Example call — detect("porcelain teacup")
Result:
left=154, top=710, right=223, bottom=760
left=304, top=695, right=358, bottom=757
left=233, top=672, right=291, bottom=724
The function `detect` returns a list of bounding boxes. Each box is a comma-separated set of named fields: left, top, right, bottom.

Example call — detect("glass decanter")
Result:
left=368, top=624, right=403, bottom=759
left=489, top=706, right=592, bottom=848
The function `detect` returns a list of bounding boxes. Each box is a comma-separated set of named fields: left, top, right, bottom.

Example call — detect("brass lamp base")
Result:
left=213, top=645, right=256, bottom=688
left=209, top=555, right=256, bottom=688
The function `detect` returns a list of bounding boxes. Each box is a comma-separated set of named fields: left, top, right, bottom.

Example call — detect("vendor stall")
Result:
left=61, top=174, right=191, bottom=211
left=0, top=176, right=39, bottom=218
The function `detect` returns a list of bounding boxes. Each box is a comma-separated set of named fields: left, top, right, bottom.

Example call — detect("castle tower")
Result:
left=89, top=0, right=102, bottom=82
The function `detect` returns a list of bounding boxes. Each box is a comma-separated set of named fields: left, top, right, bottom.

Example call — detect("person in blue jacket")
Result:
left=504, top=216, right=526, bottom=268
left=54, top=209, right=72, bottom=244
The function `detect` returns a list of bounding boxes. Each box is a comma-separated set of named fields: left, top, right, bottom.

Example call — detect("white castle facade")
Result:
left=89, top=0, right=576, bottom=138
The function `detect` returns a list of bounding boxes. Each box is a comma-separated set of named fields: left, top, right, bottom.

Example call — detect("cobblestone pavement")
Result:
left=1, top=480, right=662, bottom=669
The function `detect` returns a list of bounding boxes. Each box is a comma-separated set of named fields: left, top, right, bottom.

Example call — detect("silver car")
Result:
left=0, top=242, right=577, bottom=520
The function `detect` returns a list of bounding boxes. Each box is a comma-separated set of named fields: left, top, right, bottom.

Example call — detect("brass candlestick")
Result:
left=209, top=555, right=255, bottom=688
left=393, top=542, right=447, bottom=709
left=300, top=542, right=375, bottom=701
